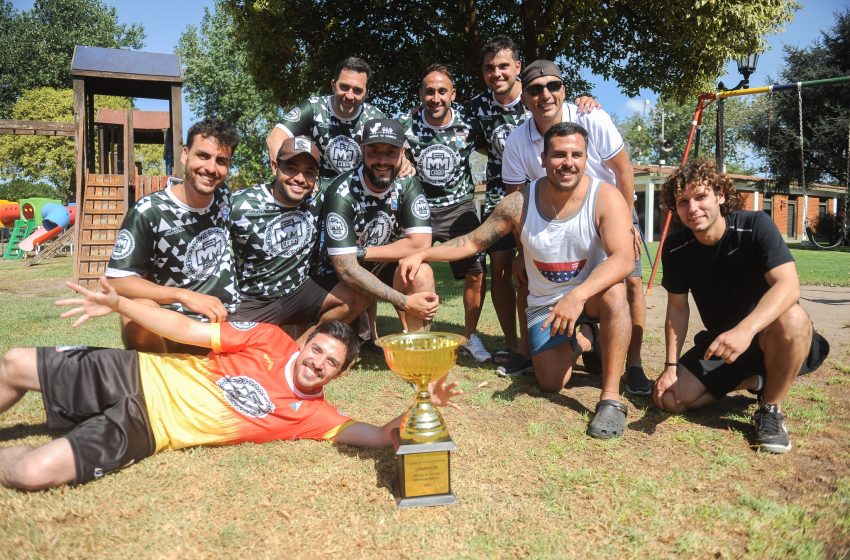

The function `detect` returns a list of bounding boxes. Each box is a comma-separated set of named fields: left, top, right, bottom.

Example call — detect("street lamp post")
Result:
left=716, top=53, right=759, bottom=172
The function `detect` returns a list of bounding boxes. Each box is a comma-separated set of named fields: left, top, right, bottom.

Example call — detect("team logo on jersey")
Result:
left=112, top=229, right=135, bottom=260
left=263, top=211, right=315, bottom=257
left=533, top=259, right=587, bottom=283
left=412, top=194, right=431, bottom=220
left=326, top=212, right=349, bottom=241
left=229, top=321, right=258, bottom=331
left=358, top=211, right=394, bottom=247
left=326, top=135, right=361, bottom=173
left=490, top=123, right=515, bottom=156
left=417, top=144, right=459, bottom=186
left=184, top=228, right=228, bottom=281
left=217, top=375, right=275, bottom=418
left=283, top=107, right=301, bottom=122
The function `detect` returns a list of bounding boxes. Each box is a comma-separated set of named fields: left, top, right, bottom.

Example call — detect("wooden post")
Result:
left=72, top=78, right=86, bottom=285
left=170, top=84, right=183, bottom=178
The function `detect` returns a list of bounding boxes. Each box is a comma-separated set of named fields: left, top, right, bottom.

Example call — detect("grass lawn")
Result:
left=642, top=241, right=850, bottom=287
left=0, top=256, right=848, bottom=559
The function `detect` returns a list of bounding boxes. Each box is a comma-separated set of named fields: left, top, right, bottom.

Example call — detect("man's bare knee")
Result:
left=0, top=348, right=39, bottom=391
left=660, top=390, right=688, bottom=412
left=765, top=304, right=811, bottom=341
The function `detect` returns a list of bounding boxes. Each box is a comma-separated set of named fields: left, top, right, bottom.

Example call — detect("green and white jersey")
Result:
left=276, top=96, right=385, bottom=178
left=231, top=180, right=327, bottom=301
left=320, top=167, right=431, bottom=275
left=466, top=90, right=529, bottom=216
left=399, top=108, right=476, bottom=208
left=105, top=178, right=238, bottom=319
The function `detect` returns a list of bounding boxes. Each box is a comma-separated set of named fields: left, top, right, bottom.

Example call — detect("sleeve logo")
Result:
left=217, top=375, right=275, bottom=418
left=326, top=212, right=349, bottom=241
left=283, top=107, right=301, bottom=122
left=229, top=321, right=258, bottom=331
left=111, top=229, right=135, bottom=260
left=411, top=194, right=431, bottom=220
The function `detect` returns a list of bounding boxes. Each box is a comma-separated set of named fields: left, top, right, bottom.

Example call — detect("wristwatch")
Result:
left=356, top=245, right=367, bottom=262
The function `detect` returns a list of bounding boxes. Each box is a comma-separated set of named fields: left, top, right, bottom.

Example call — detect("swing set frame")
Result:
left=646, top=75, right=850, bottom=294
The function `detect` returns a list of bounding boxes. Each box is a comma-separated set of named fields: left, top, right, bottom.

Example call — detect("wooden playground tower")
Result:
left=71, top=45, right=183, bottom=287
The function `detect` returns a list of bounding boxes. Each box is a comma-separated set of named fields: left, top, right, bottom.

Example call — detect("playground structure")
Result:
left=71, top=46, right=183, bottom=287
left=647, top=75, right=850, bottom=293
left=1, top=198, right=76, bottom=260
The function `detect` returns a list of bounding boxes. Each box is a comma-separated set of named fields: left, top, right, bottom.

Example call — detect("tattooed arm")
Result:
left=399, top=191, right=523, bottom=284
left=330, top=253, right=439, bottom=321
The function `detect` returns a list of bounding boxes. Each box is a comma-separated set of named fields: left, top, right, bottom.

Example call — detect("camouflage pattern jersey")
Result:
left=105, top=178, right=239, bottom=319
left=276, top=96, right=385, bottom=178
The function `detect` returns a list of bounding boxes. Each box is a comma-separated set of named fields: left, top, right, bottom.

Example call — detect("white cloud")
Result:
left=624, top=98, right=652, bottom=115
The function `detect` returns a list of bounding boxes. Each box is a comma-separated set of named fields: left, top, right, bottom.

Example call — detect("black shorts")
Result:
left=229, top=276, right=338, bottom=325
left=679, top=328, right=830, bottom=398
left=481, top=208, right=518, bottom=255
left=430, top=200, right=485, bottom=278
left=37, top=346, right=156, bottom=484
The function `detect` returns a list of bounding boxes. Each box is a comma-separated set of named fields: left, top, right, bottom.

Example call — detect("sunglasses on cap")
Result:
left=525, top=80, right=563, bottom=96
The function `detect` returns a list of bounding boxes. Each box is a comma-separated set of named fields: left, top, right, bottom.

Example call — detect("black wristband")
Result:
left=664, top=362, right=678, bottom=368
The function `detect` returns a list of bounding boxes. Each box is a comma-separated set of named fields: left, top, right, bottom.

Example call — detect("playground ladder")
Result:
left=2, top=219, right=36, bottom=261
left=27, top=226, right=75, bottom=267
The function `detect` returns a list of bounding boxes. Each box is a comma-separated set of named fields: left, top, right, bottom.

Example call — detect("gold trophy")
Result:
left=375, top=332, right=465, bottom=508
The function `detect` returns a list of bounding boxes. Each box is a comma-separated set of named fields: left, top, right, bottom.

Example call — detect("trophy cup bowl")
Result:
left=375, top=332, right=465, bottom=444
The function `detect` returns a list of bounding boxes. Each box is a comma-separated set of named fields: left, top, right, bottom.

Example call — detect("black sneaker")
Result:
left=493, top=348, right=513, bottom=366
left=753, top=404, right=792, bottom=454
left=495, top=352, right=534, bottom=378
left=623, top=365, right=652, bottom=395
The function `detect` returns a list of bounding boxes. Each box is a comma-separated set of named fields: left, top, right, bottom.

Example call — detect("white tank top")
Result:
left=521, top=177, right=607, bottom=307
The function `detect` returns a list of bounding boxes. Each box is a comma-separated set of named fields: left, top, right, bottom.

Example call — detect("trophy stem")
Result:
left=400, top=384, right=448, bottom=443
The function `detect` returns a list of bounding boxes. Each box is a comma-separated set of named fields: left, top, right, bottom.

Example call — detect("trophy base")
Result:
left=391, top=428, right=456, bottom=508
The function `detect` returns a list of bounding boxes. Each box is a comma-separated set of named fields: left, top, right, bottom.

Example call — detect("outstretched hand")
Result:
left=428, top=375, right=463, bottom=411
left=55, top=276, right=119, bottom=327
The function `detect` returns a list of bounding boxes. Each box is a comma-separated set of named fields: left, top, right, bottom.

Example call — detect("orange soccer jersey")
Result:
left=138, top=322, right=354, bottom=452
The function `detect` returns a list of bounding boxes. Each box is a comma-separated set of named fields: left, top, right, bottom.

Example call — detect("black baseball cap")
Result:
left=520, top=60, right=562, bottom=86
left=361, top=119, right=405, bottom=148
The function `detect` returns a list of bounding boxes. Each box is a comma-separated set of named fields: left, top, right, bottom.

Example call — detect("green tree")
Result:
left=0, top=0, right=145, bottom=117
left=0, top=87, right=132, bottom=201
left=176, top=2, right=279, bottom=189
left=221, top=0, right=797, bottom=114
left=747, top=9, right=850, bottom=190
left=617, top=97, right=757, bottom=173
left=0, top=178, right=59, bottom=201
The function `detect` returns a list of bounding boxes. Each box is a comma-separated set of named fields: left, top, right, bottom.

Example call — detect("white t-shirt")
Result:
left=501, top=103, right=624, bottom=186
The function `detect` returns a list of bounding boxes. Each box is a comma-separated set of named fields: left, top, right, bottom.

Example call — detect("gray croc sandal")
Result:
left=587, top=399, right=627, bottom=439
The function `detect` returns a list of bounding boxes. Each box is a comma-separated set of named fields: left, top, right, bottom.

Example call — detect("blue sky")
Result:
left=11, top=0, right=850, bottom=135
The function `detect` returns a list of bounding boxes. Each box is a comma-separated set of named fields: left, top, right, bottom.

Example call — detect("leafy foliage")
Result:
left=618, top=97, right=757, bottom=174
left=176, top=2, right=279, bottom=189
left=0, top=0, right=145, bottom=117
left=0, top=88, right=132, bottom=200
left=0, top=177, right=59, bottom=201
left=747, top=9, right=850, bottom=190
left=221, top=0, right=797, bottom=114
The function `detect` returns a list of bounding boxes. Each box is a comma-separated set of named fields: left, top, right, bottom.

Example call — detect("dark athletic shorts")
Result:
left=228, top=275, right=338, bottom=325
left=482, top=209, right=518, bottom=255
left=430, top=200, right=485, bottom=279
left=37, top=346, right=156, bottom=484
left=679, top=328, right=830, bottom=398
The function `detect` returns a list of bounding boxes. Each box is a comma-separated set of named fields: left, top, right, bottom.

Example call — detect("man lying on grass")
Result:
left=654, top=159, right=830, bottom=454
left=0, top=278, right=460, bottom=490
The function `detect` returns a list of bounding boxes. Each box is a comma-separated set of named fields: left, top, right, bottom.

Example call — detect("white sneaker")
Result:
left=462, top=333, right=492, bottom=363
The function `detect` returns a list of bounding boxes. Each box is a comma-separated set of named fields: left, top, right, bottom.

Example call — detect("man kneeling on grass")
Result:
left=0, top=278, right=460, bottom=490
left=654, top=159, right=829, bottom=453
left=400, top=122, right=635, bottom=439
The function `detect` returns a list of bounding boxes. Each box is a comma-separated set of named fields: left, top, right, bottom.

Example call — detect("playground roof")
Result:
left=71, top=46, right=182, bottom=100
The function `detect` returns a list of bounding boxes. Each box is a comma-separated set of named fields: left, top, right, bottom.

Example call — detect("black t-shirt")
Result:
left=661, top=211, right=794, bottom=335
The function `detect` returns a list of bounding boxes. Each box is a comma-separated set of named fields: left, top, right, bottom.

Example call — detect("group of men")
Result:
left=0, top=37, right=829, bottom=490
